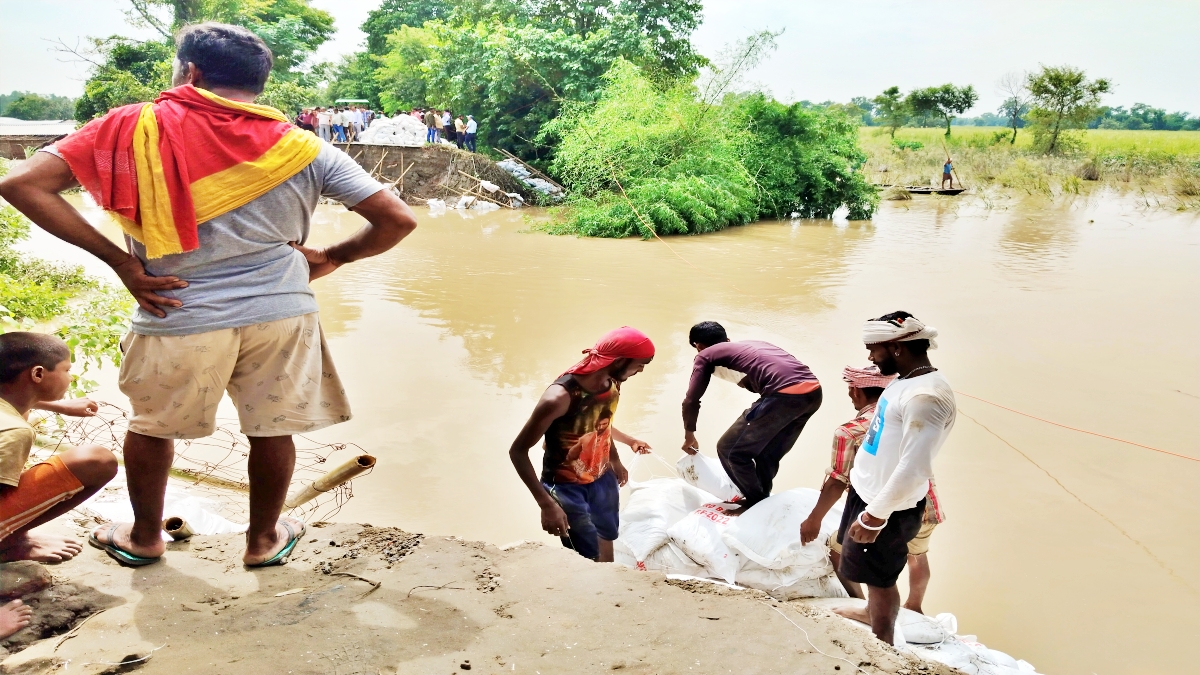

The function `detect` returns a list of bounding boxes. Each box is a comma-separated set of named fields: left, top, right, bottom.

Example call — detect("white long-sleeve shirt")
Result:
left=849, top=371, right=956, bottom=519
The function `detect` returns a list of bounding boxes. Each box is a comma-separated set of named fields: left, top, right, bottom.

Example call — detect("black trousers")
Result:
left=716, top=389, right=822, bottom=505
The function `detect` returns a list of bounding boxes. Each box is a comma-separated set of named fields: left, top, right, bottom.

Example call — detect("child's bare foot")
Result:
left=0, top=600, right=32, bottom=639
left=0, top=532, right=83, bottom=563
left=833, top=604, right=871, bottom=625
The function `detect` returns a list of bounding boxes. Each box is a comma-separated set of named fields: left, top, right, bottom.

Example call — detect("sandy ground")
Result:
left=0, top=519, right=957, bottom=675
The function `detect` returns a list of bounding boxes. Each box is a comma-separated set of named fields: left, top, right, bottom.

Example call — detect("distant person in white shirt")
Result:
left=316, top=107, right=332, bottom=142
left=464, top=115, right=478, bottom=152
left=833, top=311, right=956, bottom=645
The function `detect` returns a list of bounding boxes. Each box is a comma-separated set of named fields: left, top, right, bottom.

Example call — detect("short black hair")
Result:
left=870, top=310, right=929, bottom=355
left=176, top=23, right=273, bottom=94
left=0, top=332, right=70, bottom=384
left=689, top=321, right=729, bottom=347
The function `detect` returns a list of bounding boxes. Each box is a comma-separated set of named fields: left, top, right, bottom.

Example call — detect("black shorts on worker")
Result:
left=716, top=389, right=822, bottom=506
left=837, top=485, right=925, bottom=588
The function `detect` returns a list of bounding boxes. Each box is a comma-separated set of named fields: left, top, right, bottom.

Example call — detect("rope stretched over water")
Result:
left=955, top=391, right=1197, bottom=463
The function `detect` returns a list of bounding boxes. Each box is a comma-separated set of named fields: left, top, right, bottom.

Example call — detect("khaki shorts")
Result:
left=829, top=521, right=936, bottom=556
left=119, top=313, right=351, bottom=439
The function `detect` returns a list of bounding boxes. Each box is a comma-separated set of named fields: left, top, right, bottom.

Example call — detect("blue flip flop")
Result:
left=88, top=523, right=161, bottom=567
left=245, top=519, right=306, bottom=568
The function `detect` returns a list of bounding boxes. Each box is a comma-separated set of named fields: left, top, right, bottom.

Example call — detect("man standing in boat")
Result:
left=0, top=23, right=418, bottom=568
left=508, top=327, right=655, bottom=561
left=834, top=312, right=956, bottom=644
left=942, top=157, right=954, bottom=189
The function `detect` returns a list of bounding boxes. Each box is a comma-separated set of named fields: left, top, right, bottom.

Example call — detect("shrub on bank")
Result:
left=539, top=60, right=878, bottom=238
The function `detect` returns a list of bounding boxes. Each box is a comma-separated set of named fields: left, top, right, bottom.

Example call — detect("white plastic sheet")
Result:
left=80, top=468, right=246, bottom=542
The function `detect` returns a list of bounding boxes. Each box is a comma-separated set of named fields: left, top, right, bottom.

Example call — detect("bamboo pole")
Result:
left=443, top=184, right=509, bottom=208
left=284, top=454, right=376, bottom=509
left=455, top=170, right=513, bottom=206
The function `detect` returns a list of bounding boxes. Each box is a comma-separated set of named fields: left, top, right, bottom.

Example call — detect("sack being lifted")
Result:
left=676, top=453, right=742, bottom=502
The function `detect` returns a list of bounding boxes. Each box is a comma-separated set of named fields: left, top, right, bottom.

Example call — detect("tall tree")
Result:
left=905, top=83, right=977, bottom=136
left=996, top=71, right=1029, bottom=144
left=872, top=86, right=908, bottom=138
left=361, top=0, right=449, bottom=55
left=124, top=0, right=333, bottom=77
left=1025, top=65, right=1110, bottom=153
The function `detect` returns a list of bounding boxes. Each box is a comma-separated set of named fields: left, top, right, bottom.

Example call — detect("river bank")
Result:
left=13, top=186, right=1200, bottom=674
left=0, top=517, right=956, bottom=675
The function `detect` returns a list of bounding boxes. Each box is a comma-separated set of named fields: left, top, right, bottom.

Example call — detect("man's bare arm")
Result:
left=801, top=476, right=848, bottom=544
left=290, top=189, right=418, bottom=281
left=611, top=427, right=650, bottom=454
left=0, top=153, right=187, bottom=317
left=509, top=386, right=573, bottom=536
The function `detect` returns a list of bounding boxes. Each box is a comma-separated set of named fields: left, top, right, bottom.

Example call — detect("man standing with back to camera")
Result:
left=0, top=23, right=418, bottom=567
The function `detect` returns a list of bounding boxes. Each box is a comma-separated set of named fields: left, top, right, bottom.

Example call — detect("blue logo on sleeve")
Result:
left=862, top=399, right=887, bottom=456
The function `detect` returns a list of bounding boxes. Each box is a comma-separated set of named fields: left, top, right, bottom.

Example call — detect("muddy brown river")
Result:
left=36, top=192, right=1200, bottom=674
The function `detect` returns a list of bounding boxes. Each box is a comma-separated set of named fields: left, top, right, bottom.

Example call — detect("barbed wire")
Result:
left=31, top=401, right=367, bottom=523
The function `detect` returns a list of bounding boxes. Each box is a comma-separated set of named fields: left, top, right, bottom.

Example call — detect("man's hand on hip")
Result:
left=112, top=255, right=186, bottom=318
left=290, top=242, right=340, bottom=281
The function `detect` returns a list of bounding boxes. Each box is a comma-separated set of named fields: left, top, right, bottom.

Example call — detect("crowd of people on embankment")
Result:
left=293, top=104, right=478, bottom=151
left=0, top=22, right=956, bottom=651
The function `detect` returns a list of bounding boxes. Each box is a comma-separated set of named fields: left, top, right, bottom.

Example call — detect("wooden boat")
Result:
left=905, top=186, right=966, bottom=195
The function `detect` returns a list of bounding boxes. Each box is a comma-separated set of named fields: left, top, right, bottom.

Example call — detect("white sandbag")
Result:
left=666, top=502, right=742, bottom=583
left=676, top=453, right=742, bottom=502
left=617, top=479, right=720, bottom=562
left=426, top=198, right=447, bottom=214
left=897, top=609, right=953, bottom=645
left=614, top=539, right=707, bottom=577
left=910, top=638, right=1041, bottom=675
left=721, top=487, right=842, bottom=570
left=735, top=567, right=846, bottom=600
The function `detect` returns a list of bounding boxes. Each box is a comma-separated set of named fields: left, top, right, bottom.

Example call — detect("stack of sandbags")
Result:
left=614, top=479, right=719, bottom=576
left=721, top=488, right=845, bottom=599
left=358, top=115, right=427, bottom=146
left=615, top=458, right=846, bottom=600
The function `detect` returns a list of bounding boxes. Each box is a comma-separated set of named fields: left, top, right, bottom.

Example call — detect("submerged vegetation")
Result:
left=860, top=127, right=1200, bottom=209
left=0, top=160, right=133, bottom=393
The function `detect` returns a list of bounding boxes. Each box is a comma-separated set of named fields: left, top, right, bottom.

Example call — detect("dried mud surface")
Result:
left=0, top=521, right=958, bottom=675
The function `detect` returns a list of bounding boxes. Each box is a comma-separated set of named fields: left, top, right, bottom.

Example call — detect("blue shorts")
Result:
left=544, top=471, right=619, bottom=560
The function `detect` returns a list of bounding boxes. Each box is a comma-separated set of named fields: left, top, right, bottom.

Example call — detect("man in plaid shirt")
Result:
left=799, top=365, right=945, bottom=614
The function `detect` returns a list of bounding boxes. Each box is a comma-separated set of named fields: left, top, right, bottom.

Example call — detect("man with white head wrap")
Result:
left=800, top=364, right=946, bottom=612
left=832, top=311, right=956, bottom=644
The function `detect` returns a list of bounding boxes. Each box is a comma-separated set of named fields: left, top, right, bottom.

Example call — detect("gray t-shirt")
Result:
left=46, top=143, right=383, bottom=336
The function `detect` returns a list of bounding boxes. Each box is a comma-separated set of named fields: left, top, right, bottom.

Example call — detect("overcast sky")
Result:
left=3, top=0, right=1198, bottom=114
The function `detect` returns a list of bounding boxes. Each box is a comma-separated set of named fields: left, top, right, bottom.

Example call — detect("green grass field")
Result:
left=859, top=126, right=1200, bottom=157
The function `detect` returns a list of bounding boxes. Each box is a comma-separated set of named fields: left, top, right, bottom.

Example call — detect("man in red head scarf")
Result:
left=509, top=327, right=655, bottom=561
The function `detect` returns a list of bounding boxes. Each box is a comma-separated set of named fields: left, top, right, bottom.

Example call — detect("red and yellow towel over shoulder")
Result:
left=57, top=85, right=322, bottom=259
